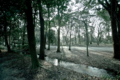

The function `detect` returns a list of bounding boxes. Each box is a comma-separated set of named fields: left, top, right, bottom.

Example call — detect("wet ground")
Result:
left=0, top=45, right=120, bottom=80
left=44, top=56, right=113, bottom=78
left=0, top=52, right=108, bottom=80
left=42, top=47, right=120, bottom=79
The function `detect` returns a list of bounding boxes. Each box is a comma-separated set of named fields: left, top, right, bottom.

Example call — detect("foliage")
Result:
left=46, top=29, right=56, bottom=44
left=97, top=9, right=110, bottom=22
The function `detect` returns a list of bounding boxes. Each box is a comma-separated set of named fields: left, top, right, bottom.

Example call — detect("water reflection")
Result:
left=45, top=57, right=59, bottom=66
left=37, top=55, right=113, bottom=78
left=59, top=60, right=111, bottom=77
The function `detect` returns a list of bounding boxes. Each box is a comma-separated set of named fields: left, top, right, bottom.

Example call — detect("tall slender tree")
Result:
left=38, top=0, right=45, bottom=60
left=83, top=20, right=89, bottom=57
left=25, top=0, right=39, bottom=68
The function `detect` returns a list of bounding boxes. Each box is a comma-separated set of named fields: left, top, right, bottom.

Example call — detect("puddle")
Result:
left=37, top=55, right=114, bottom=78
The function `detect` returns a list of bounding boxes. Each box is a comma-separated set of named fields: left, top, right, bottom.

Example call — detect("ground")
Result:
left=0, top=46, right=120, bottom=80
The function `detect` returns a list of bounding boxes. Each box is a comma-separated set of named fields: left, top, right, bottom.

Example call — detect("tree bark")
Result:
left=111, top=0, right=120, bottom=59
left=47, top=7, right=50, bottom=50
left=83, top=21, right=89, bottom=57
left=25, top=0, right=39, bottom=68
left=57, top=4, right=61, bottom=52
left=57, top=26, right=60, bottom=52
left=69, top=32, right=71, bottom=50
left=97, top=30, right=100, bottom=46
left=38, top=0, right=45, bottom=60
left=44, top=33, right=46, bottom=49
left=98, top=0, right=120, bottom=60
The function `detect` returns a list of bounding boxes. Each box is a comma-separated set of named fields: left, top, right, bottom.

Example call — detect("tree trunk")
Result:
left=98, top=0, right=120, bottom=60
left=22, top=22, right=26, bottom=53
left=69, top=32, right=71, bottom=50
left=47, top=7, right=50, bottom=50
left=75, top=35, right=76, bottom=45
left=83, top=21, right=89, bottom=57
left=57, top=26, right=60, bottom=52
left=78, top=34, right=81, bottom=44
left=90, top=34, right=93, bottom=44
left=111, top=0, right=120, bottom=59
left=4, top=16, right=11, bottom=52
left=78, top=28, right=81, bottom=44
left=97, top=32, right=99, bottom=46
left=9, top=20, right=11, bottom=45
left=44, top=33, right=46, bottom=49
left=57, top=4, right=61, bottom=52
left=25, top=0, right=39, bottom=68
left=0, top=37, right=1, bottom=52
left=38, top=0, right=45, bottom=60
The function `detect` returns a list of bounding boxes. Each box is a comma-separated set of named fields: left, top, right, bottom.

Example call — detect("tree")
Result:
left=25, top=0, right=39, bottom=68
left=83, top=20, right=89, bottom=57
left=111, top=0, right=120, bottom=59
left=38, top=0, right=45, bottom=60
left=68, top=20, right=74, bottom=50
left=56, top=0, right=69, bottom=52
left=98, top=0, right=120, bottom=59
left=42, top=0, right=56, bottom=50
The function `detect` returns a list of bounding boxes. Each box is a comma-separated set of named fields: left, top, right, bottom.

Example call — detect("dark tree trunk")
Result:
left=57, top=4, right=61, bottom=52
left=4, top=16, right=11, bottom=52
left=25, top=0, right=39, bottom=68
left=83, top=21, right=89, bottom=57
left=38, top=0, right=45, bottom=60
left=69, top=33, right=71, bottom=50
left=98, top=0, right=120, bottom=60
left=0, top=37, right=1, bottom=52
left=44, top=33, right=46, bottom=49
left=57, top=27, right=60, bottom=52
left=111, top=0, right=120, bottom=59
left=97, top=31, right=100, bottom=46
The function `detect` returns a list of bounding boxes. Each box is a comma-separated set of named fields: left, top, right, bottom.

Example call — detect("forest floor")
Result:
left=0, top=48, right=120, bottom=80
